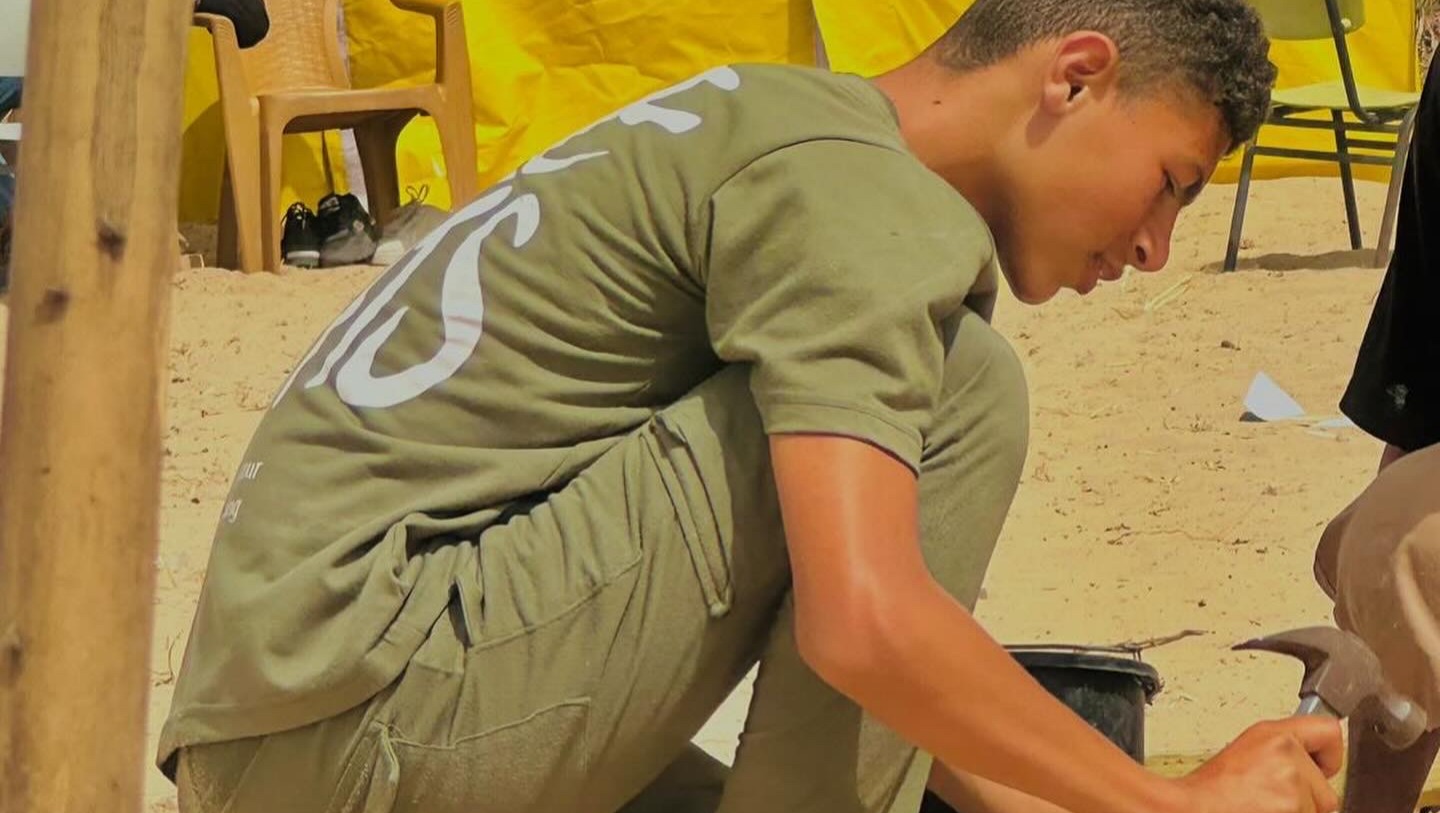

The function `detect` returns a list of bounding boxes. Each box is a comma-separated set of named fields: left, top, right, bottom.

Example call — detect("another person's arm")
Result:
left=1378, top=443, right=1408, bottom=471
left=1317, top=444, right=1440, bottom=813
left=1325, top=53, right=1440, bottom=813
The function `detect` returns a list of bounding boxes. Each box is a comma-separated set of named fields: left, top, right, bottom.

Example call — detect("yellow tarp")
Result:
left=177, top=0, right=1417, bottom=221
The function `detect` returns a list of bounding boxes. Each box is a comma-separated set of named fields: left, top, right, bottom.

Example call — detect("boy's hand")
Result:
left=1173, top=717, right=1342, bottom=813
left=930, top=717, right=1342, bottom=813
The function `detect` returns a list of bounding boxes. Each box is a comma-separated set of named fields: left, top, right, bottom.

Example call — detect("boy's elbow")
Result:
left=794, top=584, right=915, bottom=698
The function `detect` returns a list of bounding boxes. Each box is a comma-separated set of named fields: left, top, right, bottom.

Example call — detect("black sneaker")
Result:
left=316, top=193, right=378, bottom=267
left=280, top=202, right=321, bottom=268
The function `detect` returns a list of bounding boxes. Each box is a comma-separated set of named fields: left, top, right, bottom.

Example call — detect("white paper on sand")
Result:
left=1244, top=372, right=1306, bottom=421
left=1242, top=372, right=1357, bottom=429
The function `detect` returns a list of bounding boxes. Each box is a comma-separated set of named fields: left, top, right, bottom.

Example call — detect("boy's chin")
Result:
left=1001, top=267, right=1060, bottom=306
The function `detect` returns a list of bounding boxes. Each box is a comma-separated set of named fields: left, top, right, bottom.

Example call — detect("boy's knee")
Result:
left=927, top=315, right=1029, bottom=482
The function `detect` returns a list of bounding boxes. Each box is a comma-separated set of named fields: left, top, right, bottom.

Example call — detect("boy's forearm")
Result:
left=828, top=579, right=1180, bottom=813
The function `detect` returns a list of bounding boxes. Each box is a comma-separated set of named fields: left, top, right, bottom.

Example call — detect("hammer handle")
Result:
left=1296, top=695, right=1340, bottom=717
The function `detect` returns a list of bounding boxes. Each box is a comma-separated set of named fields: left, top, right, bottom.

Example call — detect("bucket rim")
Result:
left=1006, top=644, right=1164, bottom=701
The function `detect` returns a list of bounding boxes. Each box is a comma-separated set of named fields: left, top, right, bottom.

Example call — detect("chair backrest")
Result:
left=0, top=0, right=29, bottom=76
left=238, top=0, right=350, bottom=96
left=1249, top=0, right=1366, bottom=41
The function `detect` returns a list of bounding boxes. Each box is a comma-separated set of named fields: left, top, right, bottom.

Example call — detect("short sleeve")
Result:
left=1338, top=70, right=1440, bottom=452
left=1341, top=262, right=1440, bottom=452
left=704, top=139, right=996, bottom=472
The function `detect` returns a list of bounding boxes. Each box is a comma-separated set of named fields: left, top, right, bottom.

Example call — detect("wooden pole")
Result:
left=0, top=0, right=189, bottom=809
left=809, top=0, right=830, bottom=69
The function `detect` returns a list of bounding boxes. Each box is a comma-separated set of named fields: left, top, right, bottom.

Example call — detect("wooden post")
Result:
left=810, top=0, right=831, bottom=69
left=0, top=0, right=190, bottom=810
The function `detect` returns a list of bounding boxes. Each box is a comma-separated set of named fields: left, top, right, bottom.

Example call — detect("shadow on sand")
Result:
left=1198, top=248, right=1383, bottom=273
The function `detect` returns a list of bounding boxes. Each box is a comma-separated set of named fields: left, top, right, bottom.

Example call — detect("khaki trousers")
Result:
left=177, top=308, right=1028, bottom=813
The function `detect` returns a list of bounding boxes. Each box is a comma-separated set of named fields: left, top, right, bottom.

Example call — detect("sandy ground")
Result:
left=0, top=174, right=1424, bottom=810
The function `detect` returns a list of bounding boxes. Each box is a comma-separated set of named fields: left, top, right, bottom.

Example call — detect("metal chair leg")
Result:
left=1333, top=110, right=1363, bottom=250
left=1374, top=106, right=1418, bottom=268
left=1224, top=139, right=1259, bottom=272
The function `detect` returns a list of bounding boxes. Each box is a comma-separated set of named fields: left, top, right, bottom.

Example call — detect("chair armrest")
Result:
left=193, top=11, right=237, bottom=42
left=388, top=0, right=471, bottom=91
left=390, top=0, right=451, bottom=18
left=193, top=13, right=253, bottom=102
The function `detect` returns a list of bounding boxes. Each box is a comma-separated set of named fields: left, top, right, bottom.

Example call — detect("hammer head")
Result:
left=1235, top=626, right=1381, bottom=716
left=1234, top=626, right=1428, bottom=750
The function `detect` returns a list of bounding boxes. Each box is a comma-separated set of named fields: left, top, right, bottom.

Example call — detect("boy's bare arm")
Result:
left=769, top=433, right=1342, bottom=813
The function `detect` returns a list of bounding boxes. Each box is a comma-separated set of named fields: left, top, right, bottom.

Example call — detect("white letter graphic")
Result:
left=303, top=185, right=518, bottom=394
left=522, top=66, right=742, bottom=175
left=333, top=193, right=541, bottom=408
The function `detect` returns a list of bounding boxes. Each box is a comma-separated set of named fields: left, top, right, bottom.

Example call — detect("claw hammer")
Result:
left=1234, top=625, right=1428, bottom=750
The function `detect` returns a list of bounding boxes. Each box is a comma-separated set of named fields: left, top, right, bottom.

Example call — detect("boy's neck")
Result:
left=870, top=55, right=1027, bottom=228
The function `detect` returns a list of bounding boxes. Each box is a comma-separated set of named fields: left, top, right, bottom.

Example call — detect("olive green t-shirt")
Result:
left=159, top=63, right=1003, bottom=767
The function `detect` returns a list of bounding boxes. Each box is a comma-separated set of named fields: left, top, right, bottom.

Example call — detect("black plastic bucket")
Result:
left=1006, top=646, right=1163, bottom=761
left=919, top=645, right=1162, bottom=813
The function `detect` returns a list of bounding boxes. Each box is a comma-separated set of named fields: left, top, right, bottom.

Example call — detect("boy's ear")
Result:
left=1040, top=31, right=1121, bottom=115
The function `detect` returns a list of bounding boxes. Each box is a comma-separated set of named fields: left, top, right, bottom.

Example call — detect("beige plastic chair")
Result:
left=194, top=0, right=479, bottom=272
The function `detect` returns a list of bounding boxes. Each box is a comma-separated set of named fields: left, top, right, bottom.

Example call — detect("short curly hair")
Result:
left=929, top=0, right=1277, bottom=150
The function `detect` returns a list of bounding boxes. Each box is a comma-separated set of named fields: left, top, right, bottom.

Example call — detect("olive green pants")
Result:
left=176, top=308, right=1028, bottom=813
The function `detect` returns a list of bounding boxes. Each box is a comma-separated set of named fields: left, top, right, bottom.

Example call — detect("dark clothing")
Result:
left=0, top=76, right=20, bottom=116
left=1341, top=56, right=1440, bottom=452
left=0, top=76, right=19, bottom=264
left=195, top=0, right=269, bottom=48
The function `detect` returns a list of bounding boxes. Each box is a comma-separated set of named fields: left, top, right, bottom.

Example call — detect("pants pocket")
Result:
left=346, top=700, right=592, bottom=813
left=176, top=738, right=265, bottom=813
left=324, top=728, right=393, bottom=813
left=645, top=406, right=736, bottom=619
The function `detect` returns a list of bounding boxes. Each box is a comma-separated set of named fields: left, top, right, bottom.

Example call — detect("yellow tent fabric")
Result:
left=176, top=0, right=1417, bottom=222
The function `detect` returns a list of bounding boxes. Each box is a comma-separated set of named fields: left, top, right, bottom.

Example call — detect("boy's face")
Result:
left=991, top=77, right=1230, bottom=304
